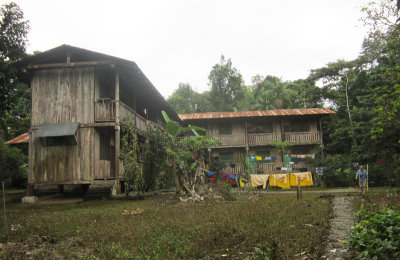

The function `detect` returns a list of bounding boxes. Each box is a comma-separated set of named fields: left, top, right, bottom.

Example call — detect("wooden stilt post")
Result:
left=26, top=184, right=34, bottom=196
left=114, top=70, right=120, bottom=193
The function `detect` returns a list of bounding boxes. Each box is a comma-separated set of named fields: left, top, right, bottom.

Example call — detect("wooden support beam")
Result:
left=26, top=61, right=116, bottom=70
left=114, top=72, right=120, bottom=182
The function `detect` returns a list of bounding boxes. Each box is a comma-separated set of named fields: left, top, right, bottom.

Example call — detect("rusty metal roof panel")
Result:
left=5, top=132, right=29, bottom=144
left=179, top=108, right=335, bottom=120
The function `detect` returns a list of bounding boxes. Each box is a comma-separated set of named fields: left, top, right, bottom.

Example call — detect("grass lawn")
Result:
left=0, top=191, right=332, bottom=259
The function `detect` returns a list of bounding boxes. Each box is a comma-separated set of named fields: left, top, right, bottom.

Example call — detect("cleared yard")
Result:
left=1, top=191, right=332, bottom=259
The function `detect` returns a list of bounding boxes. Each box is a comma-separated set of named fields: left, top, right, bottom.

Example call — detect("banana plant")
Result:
left=161, top=111, right=207, bottom=195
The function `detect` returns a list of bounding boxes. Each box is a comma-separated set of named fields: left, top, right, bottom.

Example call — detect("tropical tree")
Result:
left=250, top=75, right=297, bottom=110
left=0, top=2, right=29, bottom=117
left=167, top=83, right=205, bottom=114
left=208, top=55, right=244, bottom=112
left=162, top=111, right=219, bottom=197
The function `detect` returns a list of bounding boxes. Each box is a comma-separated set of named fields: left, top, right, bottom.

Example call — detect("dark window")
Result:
left=219, top=151, right=234, bottom=164
left=283, top=120, right=309, bottom=132
left=256, top=150, right=270, bottom=157
left=219, top=124, right=232, bottom=135
left=43, top=136, right=77, bottom=146
left=291, top=146, right=311, bottom=155
left=247, top=121, right=273, bottom=134
left=100, top=134, right=111, bottom=160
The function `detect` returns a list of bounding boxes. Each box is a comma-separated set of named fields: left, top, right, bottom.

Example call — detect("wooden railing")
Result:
left=284, top=132, right=321, bottom=144
left=209, top=132, right=320, bottom=147
left=213, top=134, right=246, bottom=146
left=94, top=99, right=161, bottom=132
left=94, top=99, right=116, bottom=122
left=247, top=133, right=281, bottom=145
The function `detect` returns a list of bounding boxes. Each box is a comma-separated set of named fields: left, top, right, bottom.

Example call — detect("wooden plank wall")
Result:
left=29, top=68, right=95, bottom=184
left=30, top=128, right=94, bottom=184
left=31, top=68, right=95, bottom=126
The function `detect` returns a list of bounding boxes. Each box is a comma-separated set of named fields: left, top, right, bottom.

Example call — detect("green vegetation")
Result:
left=1, top=192, right=331, bottom=259
left=349, top=192, right=400, bottom=259
left=162, top=110, right=220, bottom=196
left=348, top=208, right=400, bottom=259
left=121, top=118, right=144, bottom=194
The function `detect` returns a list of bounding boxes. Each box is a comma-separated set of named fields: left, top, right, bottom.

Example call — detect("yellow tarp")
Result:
left=250, top=174, right=270, bottom=189
left=289, top=172, right=313, bottom=187
left=269, top=174, right=291, bottom=189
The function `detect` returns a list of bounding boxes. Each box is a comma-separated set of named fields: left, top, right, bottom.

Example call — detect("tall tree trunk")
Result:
left=345, top=73, right=357, bottom=149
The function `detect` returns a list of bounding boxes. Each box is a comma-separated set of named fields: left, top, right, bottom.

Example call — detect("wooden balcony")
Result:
left=247, top=133, right=281, bottom=145
left=94, top=99, right=116, bottom=122
left=213, top=134, right=246, bottom=147
left=94, top=99, right=160, bottom=132
left=283, top=132, right=321, bottom=144
left=210, top=132, right=321, bottom=147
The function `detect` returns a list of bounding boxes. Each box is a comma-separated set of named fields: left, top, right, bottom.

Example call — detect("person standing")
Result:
left=355, top=165, right=368, bottom=194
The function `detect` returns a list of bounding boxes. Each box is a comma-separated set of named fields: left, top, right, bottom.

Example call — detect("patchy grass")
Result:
left=353, top=190, right=400, bottom=212
left=1, top=192, right=331, bottom=259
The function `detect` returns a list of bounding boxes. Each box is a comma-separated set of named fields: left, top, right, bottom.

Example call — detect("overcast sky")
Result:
left=13, top=0, right=369, bottom=98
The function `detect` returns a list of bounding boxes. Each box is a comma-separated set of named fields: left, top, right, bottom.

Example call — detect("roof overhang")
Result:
left=179, top=108, right=335, bottom=121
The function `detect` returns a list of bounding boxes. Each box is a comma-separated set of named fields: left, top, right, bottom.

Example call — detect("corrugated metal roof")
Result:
left=179, top=108, right=335, bottom=120
left=5, top=132, right=29, bottom=144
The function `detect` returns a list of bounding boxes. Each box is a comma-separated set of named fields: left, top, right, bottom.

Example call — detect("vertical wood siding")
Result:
left=30, top=128, right=94, bottom=184
left=31, top=68, right=95, bottom=126
left=29, top=68, right=95, bottom=184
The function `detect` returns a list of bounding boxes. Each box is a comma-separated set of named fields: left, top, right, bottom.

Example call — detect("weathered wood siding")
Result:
left=30, top=128, right=94, bottom=184
left=29, top=68, right=96, bottom=184
left=31, top=68, right=95, bottom=126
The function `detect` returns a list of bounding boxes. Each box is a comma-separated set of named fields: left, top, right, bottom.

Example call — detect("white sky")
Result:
left=12, top=0, right=369, bottom=98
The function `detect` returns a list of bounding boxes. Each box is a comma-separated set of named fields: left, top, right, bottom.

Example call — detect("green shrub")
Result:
left=0, top=134, right=27, bottom=187
left=347, top=207, right=400, bottom=259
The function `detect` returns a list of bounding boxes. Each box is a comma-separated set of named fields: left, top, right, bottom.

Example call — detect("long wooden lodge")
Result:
left=179, top=109, right=334, bottom=175
left=22, top=45, right=179, bottom=195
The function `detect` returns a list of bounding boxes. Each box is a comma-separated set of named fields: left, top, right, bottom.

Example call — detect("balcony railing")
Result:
left=283, top=132, right=321, bottom=144
left=210, top=132, right=320, bottom=147
left=213, top=134, right=246, bottom=146
left=247, top=133, right=281, bottom=145
left=94, top=99, right=160, bottom=132
left=94, top=99, right=115, bottom=122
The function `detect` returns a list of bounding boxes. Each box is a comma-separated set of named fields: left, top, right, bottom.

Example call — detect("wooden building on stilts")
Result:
left=22, top=45, right=179, bottom=196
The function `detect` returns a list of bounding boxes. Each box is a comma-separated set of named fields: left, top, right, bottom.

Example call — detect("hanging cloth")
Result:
left=290, top=172, right=313, bottom=186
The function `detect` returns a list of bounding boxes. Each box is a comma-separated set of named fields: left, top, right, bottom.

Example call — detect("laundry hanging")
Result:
left=289, top=172, right=313, bottom=186
left=269, top=174, right=291, bottom=189
left=207, top=171, right=217, bottom=183
left=250, top=174, right=270, bottom=189
left=221, top=172, right=237, bottom=186
left=239, top=173, right=249, bottom=187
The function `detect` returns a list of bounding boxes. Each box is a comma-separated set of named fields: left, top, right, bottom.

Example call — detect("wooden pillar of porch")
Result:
left=114, top=71, right=120, bottom=187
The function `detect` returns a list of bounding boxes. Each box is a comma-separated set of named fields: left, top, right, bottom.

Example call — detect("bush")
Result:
left=347, top=207, right=400, bottom=259
left=0, top=135, right=27, bottom=187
